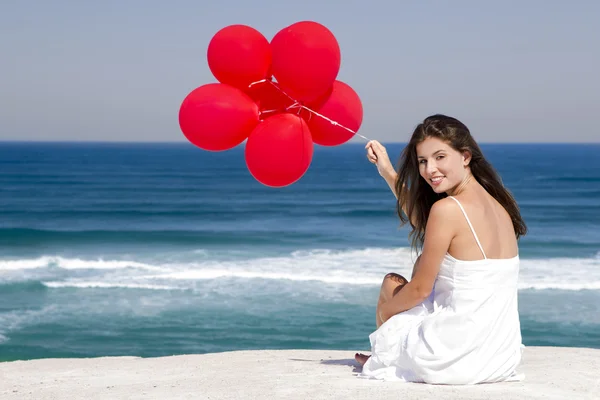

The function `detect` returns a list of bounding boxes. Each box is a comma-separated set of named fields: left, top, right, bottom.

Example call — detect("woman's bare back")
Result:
left=447, top=187, right=518, bottom=261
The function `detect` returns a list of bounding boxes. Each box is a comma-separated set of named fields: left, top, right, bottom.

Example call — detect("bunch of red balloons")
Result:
left=178, top=21, right=363, bottom=187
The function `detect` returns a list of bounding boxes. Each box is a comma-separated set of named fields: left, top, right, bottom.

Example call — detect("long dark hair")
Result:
left=395, top=114, right=527, bottom=250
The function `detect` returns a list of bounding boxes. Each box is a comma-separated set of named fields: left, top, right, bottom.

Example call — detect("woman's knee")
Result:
left=383, top=272, right=408, bottom=286
left=380, top=272, right=408, bottom=301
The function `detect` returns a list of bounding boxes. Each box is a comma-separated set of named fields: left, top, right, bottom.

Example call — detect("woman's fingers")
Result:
left=367, top=140, right=386, bottom=154
left=366, top=140, right=388, bottom=165
left=372, top=140, right=386, bottom=153
left=366, top=146, right=377, bottom=163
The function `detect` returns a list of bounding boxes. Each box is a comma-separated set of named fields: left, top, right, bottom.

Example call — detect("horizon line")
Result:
left=0, top=140, right=599, bottom=146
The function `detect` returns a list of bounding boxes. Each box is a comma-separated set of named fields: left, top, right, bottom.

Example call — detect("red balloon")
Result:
left=207, top=25, right=272, bottom=90
left=179, top=83, right=259, bottom=151
left=307, top=81, right=363, bottom=146
left=270, top=21, right=341, bottom=103
left=245, top=80, right=295, bottom=120
left=245, top=114, right=313, bottom=187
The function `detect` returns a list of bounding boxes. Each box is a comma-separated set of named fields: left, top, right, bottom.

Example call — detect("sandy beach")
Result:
left=0, top=346, right=598, bottom=399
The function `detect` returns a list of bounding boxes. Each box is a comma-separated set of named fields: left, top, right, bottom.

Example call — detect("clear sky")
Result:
left=1, top=0, right=598, bottom=143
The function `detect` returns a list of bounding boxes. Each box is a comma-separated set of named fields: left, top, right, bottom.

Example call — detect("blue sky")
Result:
left=1, top=0, right=598, bottom=142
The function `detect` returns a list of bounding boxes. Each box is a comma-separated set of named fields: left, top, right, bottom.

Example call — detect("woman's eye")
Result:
left=436, top=155, right=444, bottom=160
left=419, top=159, right=427, bottom=164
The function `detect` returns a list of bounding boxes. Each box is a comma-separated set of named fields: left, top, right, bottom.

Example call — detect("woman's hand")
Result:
left=365, top=140, right=395, bottom=179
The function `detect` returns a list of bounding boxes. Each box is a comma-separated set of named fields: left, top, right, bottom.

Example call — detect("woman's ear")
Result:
left=462, top=150, right=472, bottom=167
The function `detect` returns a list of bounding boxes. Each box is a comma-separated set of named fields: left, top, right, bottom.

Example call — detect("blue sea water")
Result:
left=1, top=141, right=599, bottom=361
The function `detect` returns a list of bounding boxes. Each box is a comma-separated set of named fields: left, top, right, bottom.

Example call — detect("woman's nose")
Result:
left=426, top=161, right=437, bottom=176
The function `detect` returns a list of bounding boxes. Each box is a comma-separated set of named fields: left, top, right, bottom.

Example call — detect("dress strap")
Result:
left=448, top=196, right=487, bottom=259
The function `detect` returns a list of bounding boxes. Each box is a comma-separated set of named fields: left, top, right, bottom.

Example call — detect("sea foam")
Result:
left=1, top=248, right=599, bottom=291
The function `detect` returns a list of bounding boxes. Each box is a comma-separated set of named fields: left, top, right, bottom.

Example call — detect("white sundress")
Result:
left=361, top=196, right=524, bottom=384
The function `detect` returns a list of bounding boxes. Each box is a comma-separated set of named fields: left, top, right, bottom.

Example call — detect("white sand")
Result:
left=0, top=346, right=598, bottom=399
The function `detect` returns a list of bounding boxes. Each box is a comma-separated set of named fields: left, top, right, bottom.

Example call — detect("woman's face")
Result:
left=416, top=137, right=469, bottom=194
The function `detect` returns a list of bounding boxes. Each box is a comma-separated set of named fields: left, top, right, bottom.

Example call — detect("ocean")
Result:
left=1, top=141, right=599, bottom=362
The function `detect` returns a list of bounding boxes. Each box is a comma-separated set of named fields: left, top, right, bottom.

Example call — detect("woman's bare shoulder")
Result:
left=430, top=197, right=465, bottom=222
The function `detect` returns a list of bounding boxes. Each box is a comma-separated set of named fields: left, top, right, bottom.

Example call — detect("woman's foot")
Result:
left=354, top=353, right=370, bottom=366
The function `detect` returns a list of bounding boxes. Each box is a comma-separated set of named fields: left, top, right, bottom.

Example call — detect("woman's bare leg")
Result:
left=355, top=272, right=409, bottom=366
left=374, top=256, right=421, bottom=327
left=375, top=273, right=408, bottom=328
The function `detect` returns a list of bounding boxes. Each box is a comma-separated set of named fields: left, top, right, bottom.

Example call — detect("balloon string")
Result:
left=286, top=103, right=370, bottom=141
left=248, top=79, right=269, bottom=88
left=259, top=108, right=281, bottom=116
left=248, top=79, right=370, bottom=142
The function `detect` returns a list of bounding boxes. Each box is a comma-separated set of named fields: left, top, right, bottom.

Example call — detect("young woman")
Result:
left=356, top=114, right=527, bottom=384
